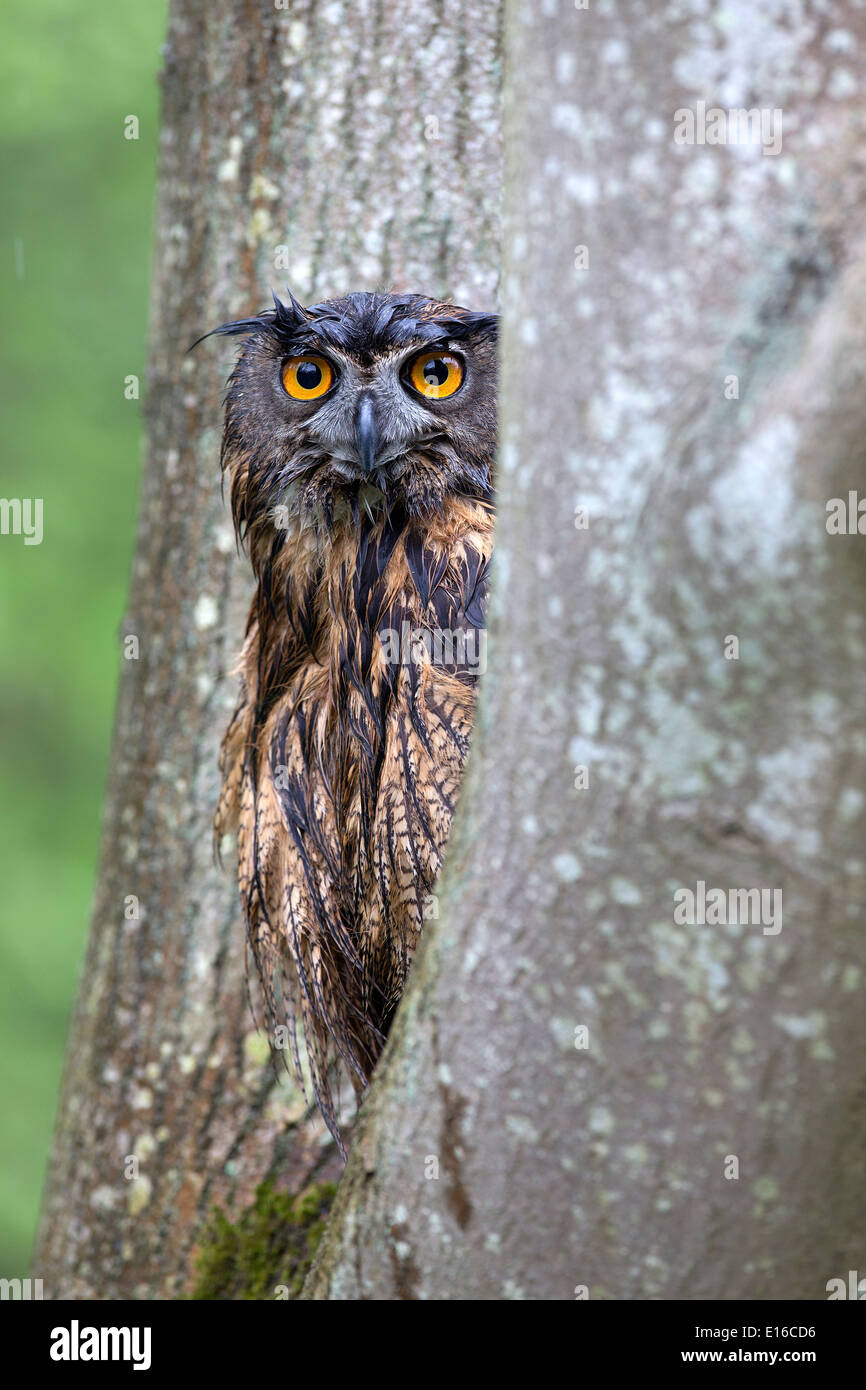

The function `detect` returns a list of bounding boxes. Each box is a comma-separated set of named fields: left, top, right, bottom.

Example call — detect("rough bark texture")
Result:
left=305, top=0, right=866, bottom=1300
left=33, top=0, right=501, bottom=1299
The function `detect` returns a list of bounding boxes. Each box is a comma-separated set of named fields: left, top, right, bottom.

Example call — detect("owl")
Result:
left=208, top=290, right=497, bottom=1150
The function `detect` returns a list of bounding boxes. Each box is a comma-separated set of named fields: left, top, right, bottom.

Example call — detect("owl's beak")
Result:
left=354, top=393, right=381, bottom=475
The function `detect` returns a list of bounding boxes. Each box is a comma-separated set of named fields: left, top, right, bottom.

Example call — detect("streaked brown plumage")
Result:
left=209, top=291, right=496, bottom=1148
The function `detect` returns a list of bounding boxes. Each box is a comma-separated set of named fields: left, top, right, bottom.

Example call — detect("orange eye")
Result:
left=408, top=351, right=464, bottom=399
left=281, top=355, right=334, bottom=400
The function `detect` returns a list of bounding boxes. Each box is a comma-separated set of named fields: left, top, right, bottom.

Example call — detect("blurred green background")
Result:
left=0, top=0, right=166, bottom=1272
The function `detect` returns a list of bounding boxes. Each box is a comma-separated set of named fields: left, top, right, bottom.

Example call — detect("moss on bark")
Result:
left=190, top=1179, right=336, bottom=1300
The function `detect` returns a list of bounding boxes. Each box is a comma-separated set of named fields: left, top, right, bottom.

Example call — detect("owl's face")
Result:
left=214, top=291, right=497, bottom=537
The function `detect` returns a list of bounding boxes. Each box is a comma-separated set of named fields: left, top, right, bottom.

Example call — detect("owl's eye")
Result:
left=281, top=355, right=334, bottom=401
left=407, top=351, right=464, bottom=400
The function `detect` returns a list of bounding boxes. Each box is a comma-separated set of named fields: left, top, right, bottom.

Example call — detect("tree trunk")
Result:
left=304, top=0, right=866, bottom=1300
left=33, top=0, right=501, bottom=1299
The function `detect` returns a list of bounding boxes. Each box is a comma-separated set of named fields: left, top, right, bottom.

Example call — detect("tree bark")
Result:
left=305, top=0, right=866, bottom=1300
left=33, top=0, right=501, bottom=1299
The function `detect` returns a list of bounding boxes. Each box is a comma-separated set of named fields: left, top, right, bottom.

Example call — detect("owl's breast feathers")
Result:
left=216, top=495, right=492, bottom=1146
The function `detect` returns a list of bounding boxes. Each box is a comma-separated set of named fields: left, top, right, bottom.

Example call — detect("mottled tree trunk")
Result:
left=33, top=0, right=501, bottom=1299
left=305, top=0, right=866, bottom=1300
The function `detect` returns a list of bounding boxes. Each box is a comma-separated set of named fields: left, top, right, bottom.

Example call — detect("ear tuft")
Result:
left=189, top=286, right=310, bottom=352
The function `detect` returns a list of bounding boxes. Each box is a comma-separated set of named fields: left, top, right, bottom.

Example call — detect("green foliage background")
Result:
left=0, top=0, right=166, bottom=1272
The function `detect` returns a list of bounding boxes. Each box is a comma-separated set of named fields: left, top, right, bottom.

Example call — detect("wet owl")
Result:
left=209, top=290, right=497, bottom=1149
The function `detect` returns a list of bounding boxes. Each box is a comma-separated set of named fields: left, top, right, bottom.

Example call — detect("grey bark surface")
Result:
left=33, top=0, right=501, bottom=1299
left=305, top=0, right=866, bottom=1300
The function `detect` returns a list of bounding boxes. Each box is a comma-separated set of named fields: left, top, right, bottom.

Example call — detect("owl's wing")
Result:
left=356, top=512, right=492, bottom=1028
left=358, top=663, right=476, bottom=1022
left=218, top=626, right=367, bottom=1153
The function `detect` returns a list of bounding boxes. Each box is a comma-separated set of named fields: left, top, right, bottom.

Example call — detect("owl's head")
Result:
left=208, top=290, right=497, bottom=545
